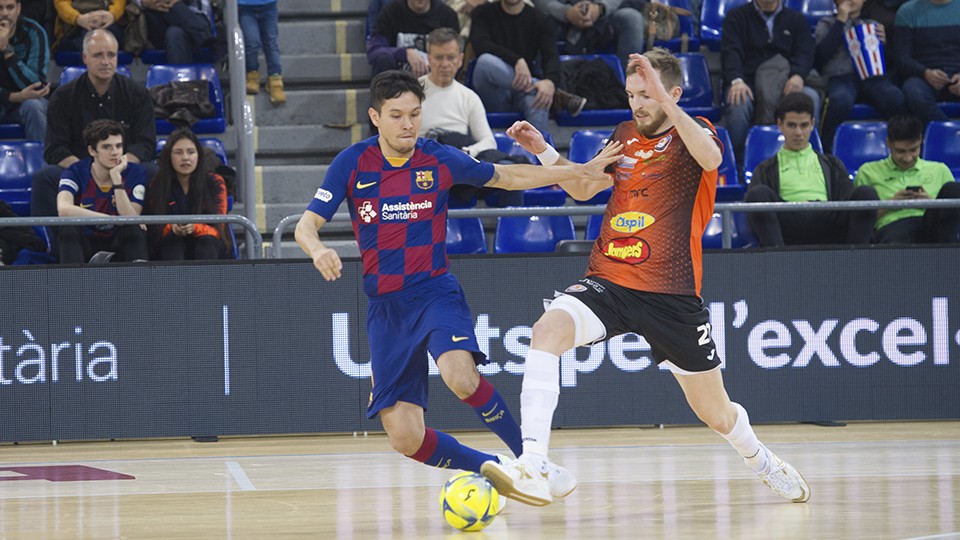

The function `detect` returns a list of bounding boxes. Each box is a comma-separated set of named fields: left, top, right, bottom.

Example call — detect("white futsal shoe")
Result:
left=757, top=452, right=811, bottom=503
left=482, top=455, right=577, bottom=506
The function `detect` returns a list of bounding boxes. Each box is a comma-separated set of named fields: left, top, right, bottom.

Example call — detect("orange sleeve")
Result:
left=54, top=0, right=80, bottom=24
left=192, top=174, right=228, bottom=238
left=109, top=0, right=126, bottom=24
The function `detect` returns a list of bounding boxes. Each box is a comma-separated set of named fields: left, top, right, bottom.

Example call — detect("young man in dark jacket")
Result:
left=744, top=92, right=879, bottom=246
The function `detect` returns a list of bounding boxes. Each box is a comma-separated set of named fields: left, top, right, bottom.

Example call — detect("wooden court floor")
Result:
left=0, top=421, right=958, bottom=540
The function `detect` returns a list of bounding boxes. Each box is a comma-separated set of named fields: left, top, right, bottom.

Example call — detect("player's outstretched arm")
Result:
left=487, top=141, right=622, bottom=192
left=295, top=210, right=343, bottom=281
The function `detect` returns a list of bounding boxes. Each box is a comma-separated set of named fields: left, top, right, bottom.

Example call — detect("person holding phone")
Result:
left=854, top=114, right=960, bottom=243
left=0, top=0, right=51, bottom=142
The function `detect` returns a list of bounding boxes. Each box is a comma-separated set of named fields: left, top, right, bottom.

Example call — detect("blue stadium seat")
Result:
left=678, top=53, right=720, bottom=122
left=146, top=64, right=226, bottom=135
left=714, top=126, right=744, bottom=201
left=833, top=122, right=888, bottom=179
left=700, top=0, right=749, bottom=51
left=464, top=59, right=523, bottom=128
left=585, top=213, right=604, bottom=240
left=446, top=217, right=487, bottom=254
left=59, top=65, right=132, bottom=86
left=785, top=0, right=836, bottom=32
left=494, top=215, right=576, bottom=253
left=653, top=0, right=701, bottom=52
left=0, top=141, right=43, bottom=216
left=556, top=54, right=632, bottom=126
left=492, top=131, right=566, bottom=206
left=922, top=121, right=960, bottom=180
left=568, top=129, right=614, bottom=205
left=701, top=211, right=757, bottom=248
left=848, top=103, right=882, bottom=121
left=743, top=125, right=823, bottom=183
left=54, top=50, right=133, bottom=67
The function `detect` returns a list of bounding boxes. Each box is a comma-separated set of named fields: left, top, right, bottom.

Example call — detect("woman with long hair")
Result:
left=146, top=128, right=230, bottom=260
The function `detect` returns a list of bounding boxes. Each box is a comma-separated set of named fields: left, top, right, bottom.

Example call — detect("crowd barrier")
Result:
left=0, top=247, right=957, bottom=443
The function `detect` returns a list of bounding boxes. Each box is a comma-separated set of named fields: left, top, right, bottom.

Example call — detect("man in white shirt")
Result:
left=420, top=26, right=525, bottom=206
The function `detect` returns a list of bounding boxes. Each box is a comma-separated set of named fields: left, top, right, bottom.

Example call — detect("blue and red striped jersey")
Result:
left=306, top=136, right=494, bottom=297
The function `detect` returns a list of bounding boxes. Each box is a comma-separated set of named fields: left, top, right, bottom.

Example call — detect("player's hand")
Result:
left=513, top=59, right=533, bottom=92
left=312, top=247, right=343, bottom=281
left=627, top=53, right=673, bottom=104
left=531, top=79, right=555, bottom=110
left=726, top=79, right=753, bottom=105
left=580, top=140, right=622, bottom=179
left=506, top=120, right=548, bottom=154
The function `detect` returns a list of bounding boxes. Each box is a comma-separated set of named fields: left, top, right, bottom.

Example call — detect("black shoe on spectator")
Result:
left=88, top=251, right=115, bottom=264
left=553, top=90, right=587, bottom=116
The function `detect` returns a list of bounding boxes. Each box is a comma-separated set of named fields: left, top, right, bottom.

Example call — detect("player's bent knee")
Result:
left=386, top=428, right=424, bottom=456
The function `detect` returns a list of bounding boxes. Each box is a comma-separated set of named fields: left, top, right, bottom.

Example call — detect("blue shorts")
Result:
left=365, top=273, right=486, bottom=418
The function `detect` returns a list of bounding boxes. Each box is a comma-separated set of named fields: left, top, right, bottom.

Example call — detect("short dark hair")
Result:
left=886, top=114, right=923, bottom=143
left=775, top=92, right=815, bottom=121
left=427, top=27, right=462, bottom=52
left=369, top=70, right=425, bottom=112
left=83, top=119, right=124, bottom=150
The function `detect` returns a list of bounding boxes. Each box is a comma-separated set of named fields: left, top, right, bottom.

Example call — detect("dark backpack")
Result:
left=560, top=58, right=629, bottom=110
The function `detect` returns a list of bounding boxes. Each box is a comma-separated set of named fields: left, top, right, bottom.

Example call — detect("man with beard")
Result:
left=0, top=0, right=50, bottom=142
left=480, top=48, right=812, bottom=507
left=295, top=70, right=618, bottom=489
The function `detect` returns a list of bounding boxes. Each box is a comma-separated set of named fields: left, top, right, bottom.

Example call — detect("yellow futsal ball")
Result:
left=439, top=471, right=500, bottom=532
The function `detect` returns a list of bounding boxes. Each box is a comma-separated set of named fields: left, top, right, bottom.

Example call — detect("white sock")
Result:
left=520, top=349, right=560, bottom=458
left=720, top=402, right=770, bottom=474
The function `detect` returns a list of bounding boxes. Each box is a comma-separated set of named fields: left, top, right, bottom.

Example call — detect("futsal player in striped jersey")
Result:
left=296, top=71, right=620, bottom=480
left=481, top=49, right=811, bottom=506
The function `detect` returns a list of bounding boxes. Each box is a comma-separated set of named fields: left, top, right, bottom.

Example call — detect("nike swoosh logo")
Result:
left=356, top=181, right=377, bottom=189
left=451, top=336, right=469, bottom=342
left=481, top=404, right=498, bottom=417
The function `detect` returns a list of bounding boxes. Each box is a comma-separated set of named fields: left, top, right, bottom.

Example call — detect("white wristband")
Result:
left=536, top=145, right=560, bottom=166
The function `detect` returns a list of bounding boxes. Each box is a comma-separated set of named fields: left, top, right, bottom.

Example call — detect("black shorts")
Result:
left=560, top=276, right=721, bottom=373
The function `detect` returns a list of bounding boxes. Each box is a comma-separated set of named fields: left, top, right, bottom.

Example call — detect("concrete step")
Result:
left=260, top=165, right=328, bottom=204
left=248, top=88, right=371, bottom=125
left=278, top=20, right=366, bottom=55
left=267, top=55, right=372, bottom=86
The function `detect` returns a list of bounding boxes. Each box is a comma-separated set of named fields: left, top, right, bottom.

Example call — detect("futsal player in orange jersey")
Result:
left=480, top=48, right=811, bottom=507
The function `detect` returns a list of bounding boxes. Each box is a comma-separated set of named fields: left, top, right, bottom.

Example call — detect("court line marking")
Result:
left=226, top=461, right=256, bottom=491
left=899, top=533, right=960, bottom=540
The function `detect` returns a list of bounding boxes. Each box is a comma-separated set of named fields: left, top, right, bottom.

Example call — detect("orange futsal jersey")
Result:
left=586, top=117, right=721, bottom=297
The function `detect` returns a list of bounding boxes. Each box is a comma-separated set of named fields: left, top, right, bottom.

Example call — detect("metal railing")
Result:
left=271, top=198, right=960, bottom=257
left=0, top=214, right=264, bottom=258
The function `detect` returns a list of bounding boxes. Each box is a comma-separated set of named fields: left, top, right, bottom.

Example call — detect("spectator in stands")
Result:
left=0, top=199, right=45, bottom=264
left=815, top=0, right=904, bottom=153
left=470, top=0, right=586, bottom=134
left=533, top=0, right=644, bottom=68
left=145, top=128, right=229, bottom=260
left=720, top=0, right=821, bottom=161
left=745, top=92, right=879, bottom=246
left=52, top=0, right=124, bottom=52
left=367, top=0, right=459, bottom=78
left=133, top=0, right=212, bottom=65
left=854, top=115, right=960, bottom=243
left=31, top=29, right=156, bottom=256
left=56, top=119, right=149, bottom=264
left=420, top=27, right=525, bottom=206
left=0, top=0, right=50, bottom=142
left=239, top=0, right=285, bottom=105
left=894, top=0, right=960, bottom=123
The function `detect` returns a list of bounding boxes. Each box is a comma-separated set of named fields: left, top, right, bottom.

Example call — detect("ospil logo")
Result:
left=611, top=212, right=655, bottom=233
left=603, top=237, right=650, bottom=264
